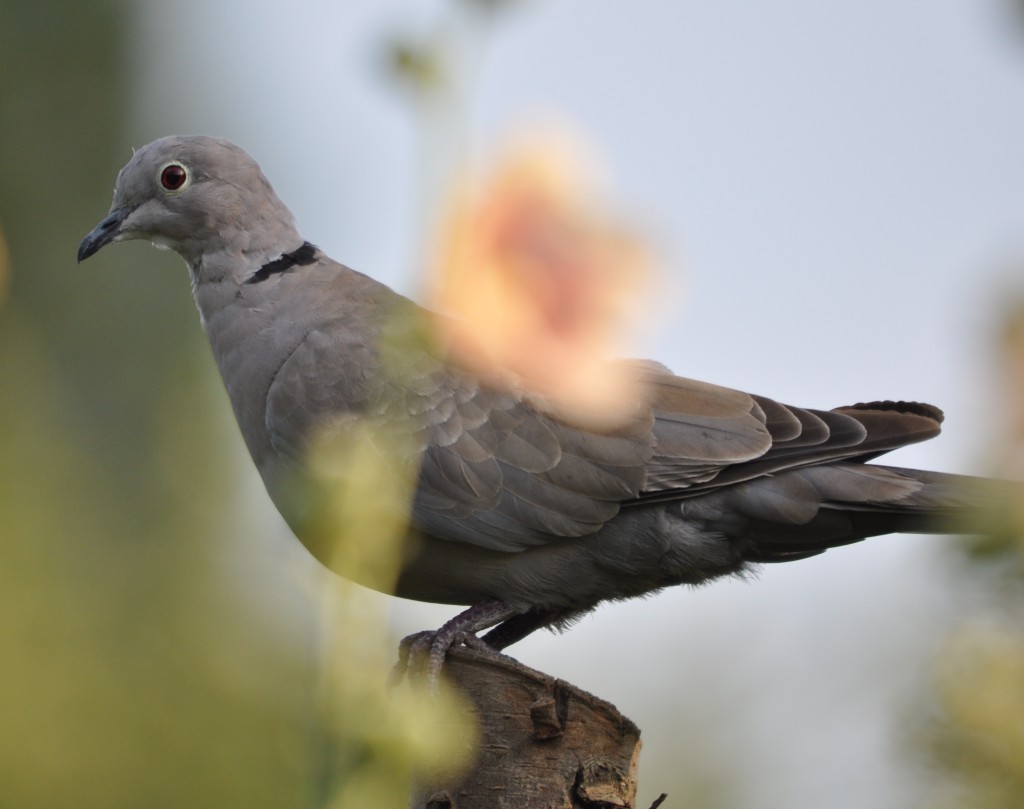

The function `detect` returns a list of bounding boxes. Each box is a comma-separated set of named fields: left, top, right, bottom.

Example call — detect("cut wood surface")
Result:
left=410, top=646, right=648, bottom=809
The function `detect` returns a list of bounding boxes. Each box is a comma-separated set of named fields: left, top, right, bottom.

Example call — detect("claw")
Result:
left=389, top=630, right=434, bottom=688
left=392, top=600, right=520, bottom=693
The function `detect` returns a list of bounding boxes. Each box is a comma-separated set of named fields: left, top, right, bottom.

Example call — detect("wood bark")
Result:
left=410, top=646, right=651, bottom=809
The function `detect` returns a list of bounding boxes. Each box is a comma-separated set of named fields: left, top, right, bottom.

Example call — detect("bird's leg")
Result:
left=396, top=599, right=520, bottom=691
left=479, top=608, right=561, bottom=650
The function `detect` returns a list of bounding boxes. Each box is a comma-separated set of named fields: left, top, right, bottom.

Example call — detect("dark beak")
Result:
left=77, top=208, right=129, bottom=263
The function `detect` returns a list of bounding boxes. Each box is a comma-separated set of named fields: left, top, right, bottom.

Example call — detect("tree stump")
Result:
left=410, top=646, right=646, bottom=809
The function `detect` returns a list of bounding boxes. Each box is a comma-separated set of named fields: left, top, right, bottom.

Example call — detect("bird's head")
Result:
left=78, top=135, right=301, bottom=276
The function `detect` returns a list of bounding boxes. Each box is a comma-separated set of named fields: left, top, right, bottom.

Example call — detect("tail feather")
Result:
left=697, top=462, right=1013, bottom=564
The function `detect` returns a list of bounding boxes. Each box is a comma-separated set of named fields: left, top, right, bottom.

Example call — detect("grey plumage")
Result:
left=79, top=135, right=995, bottom=654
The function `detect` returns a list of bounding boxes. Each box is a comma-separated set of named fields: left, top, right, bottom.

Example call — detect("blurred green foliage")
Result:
left=0, top=2, right=318, bottom=805
left=0, top=3, right=468, bottom=807
left=383, top=0, right=527, bottom=96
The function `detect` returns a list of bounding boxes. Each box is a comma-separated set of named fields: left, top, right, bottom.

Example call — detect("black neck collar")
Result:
left=245, top=241, right=319, bottom=284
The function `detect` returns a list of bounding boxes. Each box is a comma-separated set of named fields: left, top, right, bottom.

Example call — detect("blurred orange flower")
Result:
left=427, top=133, right=655, bottom=427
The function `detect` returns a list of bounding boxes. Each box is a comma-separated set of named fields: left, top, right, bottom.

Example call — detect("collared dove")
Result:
left=79, top=136, right=997, bottom=675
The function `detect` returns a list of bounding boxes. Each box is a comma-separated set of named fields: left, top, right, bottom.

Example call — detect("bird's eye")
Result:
left=160, top=163, right=188, bottom=191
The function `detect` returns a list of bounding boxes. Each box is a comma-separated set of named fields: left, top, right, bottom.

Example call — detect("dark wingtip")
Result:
left=840, top=400, right=945, bottom=424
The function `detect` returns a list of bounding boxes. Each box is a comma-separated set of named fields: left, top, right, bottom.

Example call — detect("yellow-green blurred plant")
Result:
left=916, top=296, right=1024, bottom=809
left=314, top=575, right=476, bottom=809
left=975, top=303, right=1024, bottom=556
left=298, top=326, right=477, bottom=807
left=384, top=0, right=528, bottom=99
left=925, top=628, right=1024, bottom=809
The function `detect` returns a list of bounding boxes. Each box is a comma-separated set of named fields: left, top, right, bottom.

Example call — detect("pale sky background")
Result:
left=127, top=2, right=1024, bottom=807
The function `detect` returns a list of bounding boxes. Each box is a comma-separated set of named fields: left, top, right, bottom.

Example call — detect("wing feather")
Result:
left=264, top=317, right=944, bottom=555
